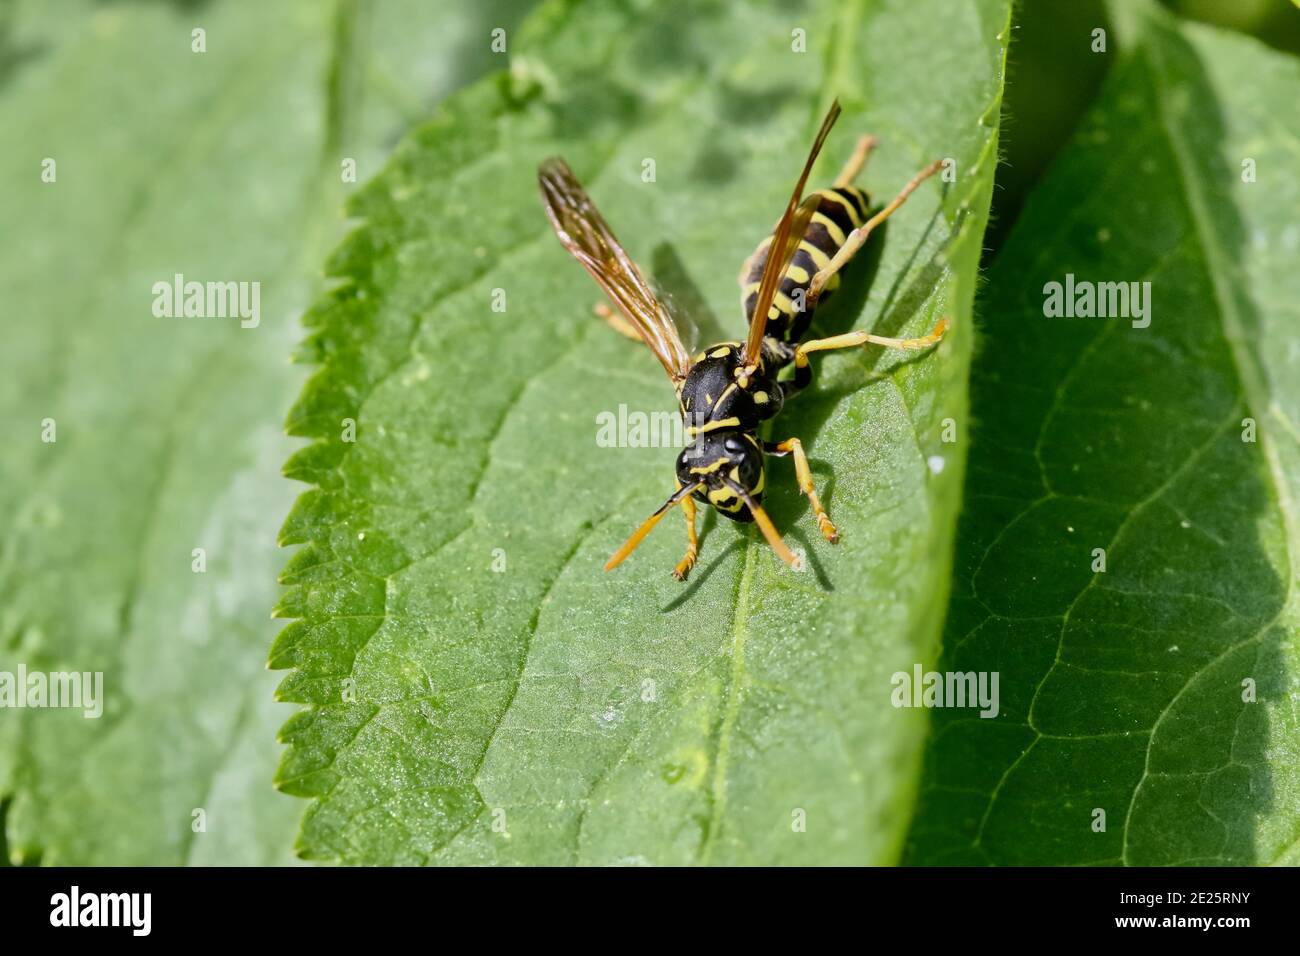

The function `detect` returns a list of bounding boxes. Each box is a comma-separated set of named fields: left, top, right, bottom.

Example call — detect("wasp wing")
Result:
left=742, top=100, right=842, bottom=369
left=539, top=158, right=692, bottom=383
left=744, top=193, right=820, bottom=358
left=648, top=277, right=700, bottom=354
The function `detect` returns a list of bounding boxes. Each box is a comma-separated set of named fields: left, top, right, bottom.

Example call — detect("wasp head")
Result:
left=675, top=431, right=765, bottom=522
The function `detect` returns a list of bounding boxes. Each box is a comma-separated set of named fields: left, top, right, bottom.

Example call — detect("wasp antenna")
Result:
left=605, top=483, right=703, bottom=572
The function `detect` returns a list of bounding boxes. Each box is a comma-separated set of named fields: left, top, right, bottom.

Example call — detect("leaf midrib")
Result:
left=699, top=528, right=758, bottom=865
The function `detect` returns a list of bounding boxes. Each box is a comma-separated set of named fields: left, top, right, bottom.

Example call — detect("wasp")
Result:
left=539, top=99, right=946, bottom=580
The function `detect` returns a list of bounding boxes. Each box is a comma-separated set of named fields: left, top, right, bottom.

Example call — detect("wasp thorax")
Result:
left=679, top=342, right=783, bottom=436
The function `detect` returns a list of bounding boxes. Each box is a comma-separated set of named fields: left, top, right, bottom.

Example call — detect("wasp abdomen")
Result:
left=740, top=185, right=870, bottom=343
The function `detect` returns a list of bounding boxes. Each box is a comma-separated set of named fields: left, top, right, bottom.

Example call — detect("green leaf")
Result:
left=905, top=0, right=1300, bottom=865
left=275, top=0, right=1009, bottom=865
left=0, top=0, right=529, bottom=865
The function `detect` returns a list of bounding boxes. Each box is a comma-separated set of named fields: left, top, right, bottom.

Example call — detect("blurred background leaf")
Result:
left=984, top=0, right=1300, bottom=258
left=0, top=0, right=534, bottom=865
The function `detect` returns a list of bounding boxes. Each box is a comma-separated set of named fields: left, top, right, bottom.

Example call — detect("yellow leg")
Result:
left=834, top=134, right=878, bottom=188
left=796, top=315, right=949, bottom=363
left=605, top=482, right=702, bottom=572
left=671, top=494, right=699, bottom=581
left=594, top=302, right=641, bottom=341
left=808, top=158, right=943, bottom=311
left=748, top=500, right=800, bottom=569
left=772, top=438, right=838, bottom=543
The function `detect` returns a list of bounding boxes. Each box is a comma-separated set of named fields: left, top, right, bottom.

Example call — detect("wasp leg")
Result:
left=796, top=315, right=949, bottom=366
left=777, top=340, right=814, bottom=400
left=834, top=134, right=878, bottom=188
left=593, top=302, right=642, bottom=341
left=766, top=437, right=838, bottom=543
left=807, top=159, right=942, bottom=312
left=671, top=493, right=699, bottom=581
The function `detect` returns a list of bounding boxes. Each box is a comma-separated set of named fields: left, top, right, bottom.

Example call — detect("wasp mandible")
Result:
left=539, top=99, right=946, bottom=579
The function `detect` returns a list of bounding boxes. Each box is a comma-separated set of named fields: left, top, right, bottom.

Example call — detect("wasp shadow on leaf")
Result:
left=660, top=510, right=741, bottom=612
left=783, top=526, right=834, bottom=591
left=651, top=242, right=726, bottom=349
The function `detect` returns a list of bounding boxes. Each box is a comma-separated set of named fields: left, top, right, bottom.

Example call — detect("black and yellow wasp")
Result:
left=539, top=99, right=946, bottom=580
